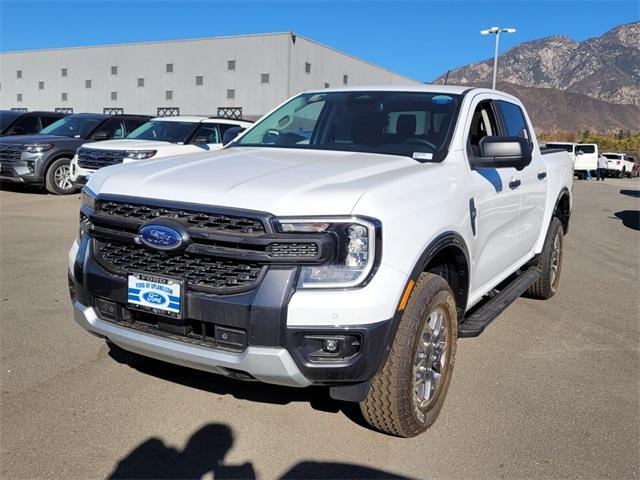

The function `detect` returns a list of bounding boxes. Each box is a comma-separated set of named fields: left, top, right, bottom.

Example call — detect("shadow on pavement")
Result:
left=109, top=423, right=413, bottom=480
left=620, top=189, right=640, bottom=198
left=107, top=347, right=371, bottom=428
left=0, top=181, right=48, bottom=195
left=613, top=210, right=640, bottom=231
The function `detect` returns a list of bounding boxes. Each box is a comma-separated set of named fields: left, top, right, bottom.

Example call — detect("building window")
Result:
left=111, top=66, right=118, bottom=75
left=137, top=78, right=144, bottom=87
left=324, top=82, right=330, bottom=88
left=166, top=63, right=173, bottom=73
left=111, top=91, right=118, bottom=101
left=305, top=62, right=311, bottom=74
left=165, top=90, right=173, bottom=100
left=61, top=92, right=68, bottom=102
left=343, top=74, right=349, bottom=85
left=61, top=68, right=68, bottom=77
left=38, top=81, right=45, bottom=90
left=227, top=60, right=236, bottom=71
left=195, top=76, right=203, bottom=86
left=85, top=79, right=92, bottom=88
left=261, top=73, right=270, bottom=84
left=226, top=89, right=235, bottom=99
left=17, top=93, right=22, bottom=102
left=17, top=70, right=22, bottom=79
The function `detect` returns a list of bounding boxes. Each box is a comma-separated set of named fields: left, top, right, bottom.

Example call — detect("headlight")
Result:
left=125, top=150, right=157, bottom=160
left=81, top=187, right=97, bottom=210
left=277, top=217, right=379, bottom=289
left=23, top=143, right=54, bottom=154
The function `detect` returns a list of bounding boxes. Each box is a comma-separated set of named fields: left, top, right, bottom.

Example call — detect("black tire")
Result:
left=527, top=217, right=564, bottom=300
left=360, top=273, right=457, bottom=437
left=107, top=341, right=149, bottom=368
left=45, top=157, right=76, bottom=195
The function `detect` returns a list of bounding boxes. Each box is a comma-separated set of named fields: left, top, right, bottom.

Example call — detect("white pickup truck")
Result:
left=69, top=116, right=251, bottom=187
left=602, top=152, right=635, bottom=178
left=545, top=142, right=598, bottom=179
left=69, top=86, right=573, bottom=437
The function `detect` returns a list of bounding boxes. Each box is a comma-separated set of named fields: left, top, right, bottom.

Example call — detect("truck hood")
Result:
left=88, top=147, right=418, bottom=215
left=80, top=139, right=175, bottom=151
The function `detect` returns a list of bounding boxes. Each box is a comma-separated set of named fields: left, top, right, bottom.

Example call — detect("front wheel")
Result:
left=45, top=158, right=76, bottom=195
left=360, top=273, right=457, bottom=437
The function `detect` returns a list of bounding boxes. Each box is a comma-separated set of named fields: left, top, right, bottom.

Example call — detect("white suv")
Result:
left=603, top=152, right=635, bottom=178
left=70, top=116, right=251, bottom=186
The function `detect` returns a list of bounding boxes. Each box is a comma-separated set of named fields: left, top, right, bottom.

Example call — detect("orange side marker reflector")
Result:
left=398, top=279, right=415, bottom=311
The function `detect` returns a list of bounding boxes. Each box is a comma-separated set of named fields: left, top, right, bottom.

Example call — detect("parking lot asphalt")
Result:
left=1, top=178, right=639, bottom=480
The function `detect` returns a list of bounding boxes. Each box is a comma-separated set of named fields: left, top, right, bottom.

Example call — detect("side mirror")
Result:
left=9, top=127, right=25, bottom=135
left=222, top=127, right=245, bottom=145
left=92, top=131, right=110, bottom=141
left=471, top=136, right=532, bottom=169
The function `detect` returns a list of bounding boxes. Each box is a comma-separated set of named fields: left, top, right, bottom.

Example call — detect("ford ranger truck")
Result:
left=69, top=117, right=252, bottom=187
left=69, top=86, right=573, bottom=437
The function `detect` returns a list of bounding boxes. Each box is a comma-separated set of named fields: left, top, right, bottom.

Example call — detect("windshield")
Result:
left=235, top=91, right=461, bottom=160
left=127, top=121, right=198, bottom=143
left=0, top=111, right=22, bottom=131
left=39, top=116, right=102, bottom=138
left=547, top=143, right=574, bottom=152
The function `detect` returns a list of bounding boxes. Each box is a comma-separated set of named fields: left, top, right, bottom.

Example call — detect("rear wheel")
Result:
left=45, top=158, right=76, bottom=195
left=360, top=273, right=457, bottom=437
left=527, top=217, right=564, bottom=299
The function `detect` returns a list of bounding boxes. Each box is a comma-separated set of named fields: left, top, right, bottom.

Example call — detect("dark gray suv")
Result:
left=0, top=110, right=66, bottom=137
left=0, top=113, right=149, bottom=194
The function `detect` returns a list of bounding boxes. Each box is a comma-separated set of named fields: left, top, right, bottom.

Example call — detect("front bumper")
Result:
left=68, top=238, right=397, bottom=388
left=0, top=161, right=43, bottom=184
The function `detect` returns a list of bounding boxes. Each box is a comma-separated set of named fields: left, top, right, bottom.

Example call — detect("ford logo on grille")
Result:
left=139, top=224, right=184, bottom=251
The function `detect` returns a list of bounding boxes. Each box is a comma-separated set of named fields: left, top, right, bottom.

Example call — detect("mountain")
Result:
left=435, top=22, right=640, bottom=106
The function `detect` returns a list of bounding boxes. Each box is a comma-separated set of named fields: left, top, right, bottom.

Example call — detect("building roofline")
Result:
left=0, top=31, right=296, bottom=55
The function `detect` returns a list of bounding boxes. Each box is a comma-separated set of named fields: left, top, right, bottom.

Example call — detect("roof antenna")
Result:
left=444, top=70, right=450, bottom=85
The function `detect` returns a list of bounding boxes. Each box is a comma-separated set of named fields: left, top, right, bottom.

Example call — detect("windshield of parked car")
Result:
left=235, top=91, right=461, bottom=160
left=127, top=121, right=198, bottom=143
left=39, top=116, right=103, bottom=138
left=0, top=111, right=22, bottom=131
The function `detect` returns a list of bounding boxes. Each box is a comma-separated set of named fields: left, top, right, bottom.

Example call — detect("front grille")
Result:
left=77, top=148, right=125, bottom=170
left=97, top=200, right=266, bottom=235
left=0, top=144, right=23, bottom=162
left=268, top=243, right=318, bottom=258
left=95, top=240, right=265, bottom=294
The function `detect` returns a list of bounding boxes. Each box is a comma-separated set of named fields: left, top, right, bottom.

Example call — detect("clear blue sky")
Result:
left=0, top=1, right=637, bottom=81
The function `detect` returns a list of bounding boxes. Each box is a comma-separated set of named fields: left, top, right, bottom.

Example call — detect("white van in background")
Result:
left=545, top=142, right=598, bottom=179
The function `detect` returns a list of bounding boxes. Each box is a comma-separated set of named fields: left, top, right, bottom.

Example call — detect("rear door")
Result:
left=465, top=95, right=521, bottom=292
left=496, top=100, right=547, bottom=261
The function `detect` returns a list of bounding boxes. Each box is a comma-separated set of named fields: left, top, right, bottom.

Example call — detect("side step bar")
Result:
left=458, top=268, right=541, bottom=338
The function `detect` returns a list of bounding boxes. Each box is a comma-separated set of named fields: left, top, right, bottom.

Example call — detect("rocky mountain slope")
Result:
left=435, top=22, right=640, bottom=106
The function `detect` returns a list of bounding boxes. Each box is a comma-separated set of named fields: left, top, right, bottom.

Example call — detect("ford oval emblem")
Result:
left=139, top=224, right=184, bottom=251
left=142, top=291, right=167, bottom=305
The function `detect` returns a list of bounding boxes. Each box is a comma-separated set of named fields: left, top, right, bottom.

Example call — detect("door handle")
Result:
left=509, top=178, right=521, bottom=189
left=537, top=171, right=547, bottom=180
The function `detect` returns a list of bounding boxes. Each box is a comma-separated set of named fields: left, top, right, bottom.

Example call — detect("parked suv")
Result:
left=0, top=113, right=149, bottom=194
left=70, top=116, right=252, bottom=187
left=0, top=110, right=66, bottom=137
left=602, top=152, right=635, bottom=178
left=70, top=86, right=573, bottom=437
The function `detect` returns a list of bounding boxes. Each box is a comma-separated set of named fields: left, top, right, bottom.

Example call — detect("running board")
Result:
left=458, top=268, right=541, bottom=338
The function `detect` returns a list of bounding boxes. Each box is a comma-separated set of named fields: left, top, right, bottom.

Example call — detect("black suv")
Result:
left=0, top=110, right=66, bottom=137
left=0, top=113, right=150, bottom=194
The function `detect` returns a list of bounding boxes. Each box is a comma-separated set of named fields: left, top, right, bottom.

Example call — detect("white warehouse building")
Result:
left=0, top=32, right=418, bottom=119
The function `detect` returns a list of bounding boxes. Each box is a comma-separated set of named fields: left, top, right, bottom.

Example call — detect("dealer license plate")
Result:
left=127, top=273, right=183, bottom=318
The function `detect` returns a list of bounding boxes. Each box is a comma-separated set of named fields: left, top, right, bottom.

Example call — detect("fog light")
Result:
left=322, top=339, right=339, bottom=353
left=26, top=161, right=35, bottom=173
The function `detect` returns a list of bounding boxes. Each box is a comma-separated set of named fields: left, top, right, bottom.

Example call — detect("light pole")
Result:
left=480, top=27, right=516, bottom=90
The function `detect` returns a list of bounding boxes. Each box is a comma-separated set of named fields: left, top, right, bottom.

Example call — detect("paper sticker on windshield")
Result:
left=432, top=95, right=454, bottom=105
left=413, top=152, right=433, bottom=160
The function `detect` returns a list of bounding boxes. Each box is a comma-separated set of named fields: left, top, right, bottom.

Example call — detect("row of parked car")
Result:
left=544, top=141, right=638, bottom=179
left=0, top=110, right=251, bottom=194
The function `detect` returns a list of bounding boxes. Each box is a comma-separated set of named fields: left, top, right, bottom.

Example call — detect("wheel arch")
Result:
left=42, top=150, right=76, bottom=175
left=553, top=187, right=571, bottom=235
